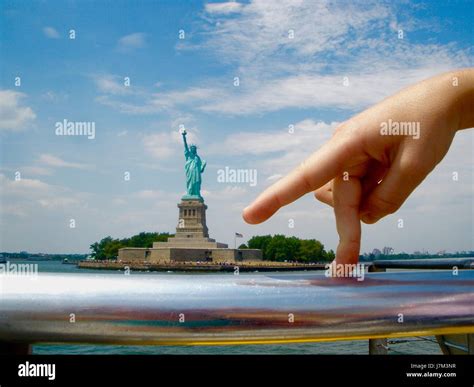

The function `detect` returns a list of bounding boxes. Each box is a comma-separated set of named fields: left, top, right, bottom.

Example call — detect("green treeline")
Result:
left=89, top=232, right=334, bottom=262
left=90, top=232, right=172, bottom=260
left=240, top=234, right=335, bottom=263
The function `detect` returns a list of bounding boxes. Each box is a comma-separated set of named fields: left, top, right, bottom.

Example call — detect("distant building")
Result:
left=372, top=248, right=382, bottom=257
left=382, top=246, right=394, bottom=255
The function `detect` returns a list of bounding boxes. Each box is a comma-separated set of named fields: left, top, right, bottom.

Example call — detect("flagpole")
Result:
left=234, top=233, right=243, bottom=249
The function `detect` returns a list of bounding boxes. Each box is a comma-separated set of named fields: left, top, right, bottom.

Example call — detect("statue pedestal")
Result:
left=181, top=194, right=203, bottom=202
left=153, top=199, right=228, bottom=249
left=176, top=199, right=209, bottom=238
left=119, top=199, right=262, bottom=263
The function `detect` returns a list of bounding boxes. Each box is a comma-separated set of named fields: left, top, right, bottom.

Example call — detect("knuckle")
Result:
left=314, top=188, right=325, bottom=201
left=370, top=193, right=400, bottom=215
left=400, top=157, right=430, bottom=179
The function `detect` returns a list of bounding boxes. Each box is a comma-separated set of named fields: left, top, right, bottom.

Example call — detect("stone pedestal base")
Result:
left=177, top=199, right=209, bottom=238
left=152, top=199, right=228, bottom=249
left=118, top=198, right=262, bottom=263
left=119, top=246, right=262, bottom=263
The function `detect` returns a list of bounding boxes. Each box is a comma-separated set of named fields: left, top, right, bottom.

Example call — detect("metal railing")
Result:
left=1, top=267, right=473, bottom=351
left=372, top=258, right=474, bottom=270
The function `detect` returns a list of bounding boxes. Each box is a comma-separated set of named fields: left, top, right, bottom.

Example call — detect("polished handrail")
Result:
left=1, top=270, right=473, bottom=346
left=373, top=258, right=474, bottom=270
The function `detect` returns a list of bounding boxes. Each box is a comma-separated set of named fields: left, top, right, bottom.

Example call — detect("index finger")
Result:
left=243, top=138, right=357, bottom=224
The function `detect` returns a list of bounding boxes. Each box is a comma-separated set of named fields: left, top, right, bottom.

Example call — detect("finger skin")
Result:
left=314, top=182, right=333, bottom=206
left=314, top=160, right=387, bottom=209
left=244, top=70, right=473, bottom=226
left=359, top=145, right=434, bottom=224
left=333, top=175, right=362, bottom=265
left=243, top=132, right=363, bottom=224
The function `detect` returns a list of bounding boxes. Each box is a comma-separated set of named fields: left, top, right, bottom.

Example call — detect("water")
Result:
left=9, top=259, right=442, bottom=355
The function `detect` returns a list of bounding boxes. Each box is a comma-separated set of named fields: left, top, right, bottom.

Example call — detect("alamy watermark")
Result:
left=18, top=361, right=55, bottom=381
left=380, top=119, right=420, bottom=139
left=325, top=262, right=365, bottom=281
left=217, top=166, right=257, bottom=187
left=0, top=261, right=38, bottom=277
left=55, top=119, right=95, bottom=139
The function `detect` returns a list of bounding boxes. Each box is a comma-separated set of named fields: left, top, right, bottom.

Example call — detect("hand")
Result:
left=243, top=69, right=474, bottom=265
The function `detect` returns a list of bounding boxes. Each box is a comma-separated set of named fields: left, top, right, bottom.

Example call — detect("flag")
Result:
left=235, top=232, right=243, bottom=238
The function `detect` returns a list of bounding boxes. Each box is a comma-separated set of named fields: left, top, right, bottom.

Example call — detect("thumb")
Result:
left=360, top=153, right=430, bottom=224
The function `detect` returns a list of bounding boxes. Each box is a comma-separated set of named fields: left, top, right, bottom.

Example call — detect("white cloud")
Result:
left=208, top=119, right=336, bottom=156
left=38, top=197, right=83, bottom=209
left=187, top=1, right=471, bottom=115
left=94, top=75, right=132, bottom=95
left=170, top=114, right=196, bottom=130
left=21, top=166, right=53, bottom=176
left=205, top=185, right=248, bottom=199
left=0, top=174, right=51, bottom=195
left=1, top=204, right=29, bottom=218
left=205, top=2, right=243, bottom=14
left=0, top=173, right=85, bottom=211
left=201, top=0, right=390, bottom=66
left=41, top=91, right=69, bottom=102
left=43, top=26, right=60, bottom=39
left=0, top=90, right=36, bottom=131
left=95, top=95, right=152, bottom=114
left=92, top=2, right=472, bottom=117
left=38, top=154, right=91, bottom=170
left=97, top=62, right=469, bottom=116
left=95, top=83, right=222, bottom=114
left=117, top=32, right=147, bottom=51
left=143, top=130, right=199, bottom=160
left=198, top=66, right=462, bottom=114
left=143, top=132, right=179, bottom=160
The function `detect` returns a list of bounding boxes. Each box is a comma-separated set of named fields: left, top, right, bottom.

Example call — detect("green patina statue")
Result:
left=181, top=129, right=206, bottom=201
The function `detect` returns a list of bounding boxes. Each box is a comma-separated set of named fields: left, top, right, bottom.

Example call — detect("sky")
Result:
left=0, top=0, right=473, bottom=254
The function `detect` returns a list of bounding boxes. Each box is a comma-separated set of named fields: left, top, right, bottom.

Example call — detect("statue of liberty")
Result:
left=181, top=129, right=206, bottom=201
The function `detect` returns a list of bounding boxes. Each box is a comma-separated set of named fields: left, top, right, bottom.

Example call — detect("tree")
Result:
left=90, top=232, right=173, bottom=260
left=90, top=236, right=114, bottom=260
left=247, top=235, right=273, bottom=259
left=247, top=234, right=333, bottom=262
left=297, top=239, right=324, bottom=262
left=324, top=249, right=335, bottom=262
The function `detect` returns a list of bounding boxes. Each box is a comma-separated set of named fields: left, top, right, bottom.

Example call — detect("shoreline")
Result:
left=77, top=260, right=327, bottom=272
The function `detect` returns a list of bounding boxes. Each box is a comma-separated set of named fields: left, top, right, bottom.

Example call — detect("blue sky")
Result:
left=1, top=0, right=473, bottom=254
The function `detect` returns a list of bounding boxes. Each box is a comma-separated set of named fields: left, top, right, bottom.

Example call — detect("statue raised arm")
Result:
left=181, top=129, right=190, bottom=156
